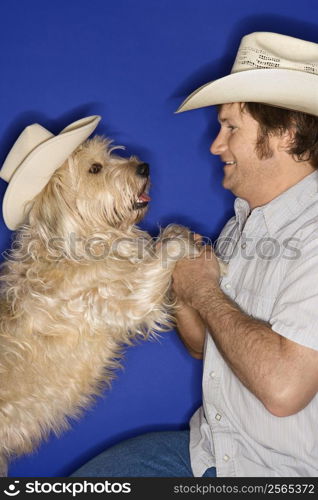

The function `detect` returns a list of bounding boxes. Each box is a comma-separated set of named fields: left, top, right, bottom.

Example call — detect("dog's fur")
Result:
left=0, top=136, right=200, bottom=476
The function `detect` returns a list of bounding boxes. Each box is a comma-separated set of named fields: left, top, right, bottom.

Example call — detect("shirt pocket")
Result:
left=234, top=288, right=275, bottom=323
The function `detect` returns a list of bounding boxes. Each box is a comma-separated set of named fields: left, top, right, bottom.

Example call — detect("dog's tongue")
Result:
left=139, top=193, right=151, bottom=202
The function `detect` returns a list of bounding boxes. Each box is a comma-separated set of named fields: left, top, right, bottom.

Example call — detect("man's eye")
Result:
left=89, top=163, right=103, bottom=174
left=227, top=125, right=236, bottom=131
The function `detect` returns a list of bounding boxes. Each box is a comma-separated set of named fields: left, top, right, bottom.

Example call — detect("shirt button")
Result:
left=215, top=413, right=222, bottom=421
left=241, top=243, right=247, bottom=249
left=223, top=454, right=230, bottom=462
left=224, top=283, right=231, bottom=289
left=210, top=371, right=216, bottom=379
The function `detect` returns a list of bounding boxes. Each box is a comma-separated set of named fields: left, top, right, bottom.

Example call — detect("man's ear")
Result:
left=277, top=127, right=295, bottom=152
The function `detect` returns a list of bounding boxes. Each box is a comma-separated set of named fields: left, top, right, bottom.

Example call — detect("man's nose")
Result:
left=210, top=130, right=227, bottom=156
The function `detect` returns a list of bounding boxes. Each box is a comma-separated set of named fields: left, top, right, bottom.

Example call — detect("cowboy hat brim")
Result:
left=2, top=115, right=101, bottom=230
left=176, top=68, right=318, bottom=116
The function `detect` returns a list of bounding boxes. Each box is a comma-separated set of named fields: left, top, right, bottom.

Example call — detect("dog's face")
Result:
left=71, top=136, right=151, bottom=228
left=31, top=136, right=151, bottom=233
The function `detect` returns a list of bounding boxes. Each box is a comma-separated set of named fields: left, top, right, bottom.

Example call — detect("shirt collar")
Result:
left=233, top=170, right=318, bottom=236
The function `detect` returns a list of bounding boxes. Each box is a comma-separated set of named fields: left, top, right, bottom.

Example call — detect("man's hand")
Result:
left=172, top=244, right=221, bottom=308
left=171, top=234, right=220, bottom=358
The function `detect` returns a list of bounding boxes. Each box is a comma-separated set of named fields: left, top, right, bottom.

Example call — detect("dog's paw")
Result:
left=158, top=224, right=200, bottom=260
left=160, top=224, right=193, bottom=241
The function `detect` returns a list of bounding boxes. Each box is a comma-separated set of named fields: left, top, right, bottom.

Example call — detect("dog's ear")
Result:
left=102, top=137, right=125, bottom=157
left=28, top=167, right=78, bottom=238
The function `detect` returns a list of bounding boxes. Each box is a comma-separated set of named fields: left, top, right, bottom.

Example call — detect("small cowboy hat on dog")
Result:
left=0, top=115, right=101, bottom=230
left=177, top=32, right=318, bottom=116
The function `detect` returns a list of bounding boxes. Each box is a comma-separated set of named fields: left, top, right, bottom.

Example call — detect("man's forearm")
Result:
left=175, top=304, right=205, bottom=359
left=192, top=284, right=290, bottom=413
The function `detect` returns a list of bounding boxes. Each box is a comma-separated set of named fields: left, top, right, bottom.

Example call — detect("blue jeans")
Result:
left=70, top=431, right=217, bottom=477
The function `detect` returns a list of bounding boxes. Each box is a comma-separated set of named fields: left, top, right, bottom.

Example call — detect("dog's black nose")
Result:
left=136, top=162, right=149, bottom=177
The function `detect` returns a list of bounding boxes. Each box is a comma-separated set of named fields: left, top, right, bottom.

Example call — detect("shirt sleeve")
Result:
left=270, top=235, right=318, bottom=351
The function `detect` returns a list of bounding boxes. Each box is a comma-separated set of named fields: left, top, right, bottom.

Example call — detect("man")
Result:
left=72, top=32, right=318, bottom=477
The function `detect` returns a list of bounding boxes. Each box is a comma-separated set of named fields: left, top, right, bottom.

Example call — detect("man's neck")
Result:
left=248, top=166, right=316, bottom=210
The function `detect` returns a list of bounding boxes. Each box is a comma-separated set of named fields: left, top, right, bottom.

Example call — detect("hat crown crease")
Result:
left=0, top=125, right=53, bottom=183
left=232, top=32, right=318, bottom=75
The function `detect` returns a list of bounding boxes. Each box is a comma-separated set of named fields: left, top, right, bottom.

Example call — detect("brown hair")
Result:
left=242, top=102, right=318, bottom=168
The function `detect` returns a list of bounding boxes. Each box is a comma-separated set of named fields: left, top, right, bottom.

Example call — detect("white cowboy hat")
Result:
left=176, top=32, right=318, bottom=116
left=0, top=115, right=101, bottom=230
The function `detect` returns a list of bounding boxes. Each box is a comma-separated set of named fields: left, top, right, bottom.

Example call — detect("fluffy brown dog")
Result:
left=0, top=136, right=199, bottom=476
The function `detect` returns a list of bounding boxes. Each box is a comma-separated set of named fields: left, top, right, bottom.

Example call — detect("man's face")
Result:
left=210, top=103, right=282, bottom=205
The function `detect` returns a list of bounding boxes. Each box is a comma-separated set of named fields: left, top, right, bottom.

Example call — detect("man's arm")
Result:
left=172, top=248, right=318, bottom=417
left=174, top=303, right=205, bottom=359
left=194, top=283, right=318, bottom=416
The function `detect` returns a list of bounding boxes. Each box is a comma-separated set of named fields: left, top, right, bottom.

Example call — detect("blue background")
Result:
left=0, top=0, right=317, bottom=477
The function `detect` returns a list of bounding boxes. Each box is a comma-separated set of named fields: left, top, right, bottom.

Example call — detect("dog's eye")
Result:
left=89, top=163, right=103, bottom=174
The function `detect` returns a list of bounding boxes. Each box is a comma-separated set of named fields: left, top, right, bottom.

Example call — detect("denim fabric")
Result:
left=70, top=430, right=216, bottom=477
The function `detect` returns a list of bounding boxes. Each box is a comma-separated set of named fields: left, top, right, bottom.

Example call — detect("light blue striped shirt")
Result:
left=190, top=170, right=318, bottom=477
